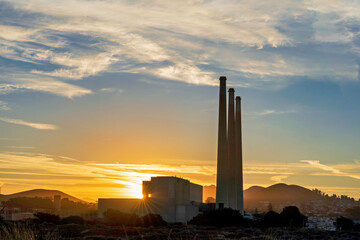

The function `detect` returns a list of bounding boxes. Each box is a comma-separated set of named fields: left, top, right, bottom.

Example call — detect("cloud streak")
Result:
left=0, top=117, right=57, bottom=130
left=0, top=77, right=92, bottom=98
left=301, top=160, right=360, bottom=180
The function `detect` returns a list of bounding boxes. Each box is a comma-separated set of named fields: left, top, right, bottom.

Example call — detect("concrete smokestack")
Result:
left=235, top=96, right=244, bottom=214
left=216, top=76, right=228, bottom=208
left=228, top=88, right=236, bottom=209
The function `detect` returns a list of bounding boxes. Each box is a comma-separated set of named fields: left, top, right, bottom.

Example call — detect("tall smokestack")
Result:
left=216, top=76, right=228, bottom=208
left=228, top=88, right=236, bottom=209
left=235, top=96, right=244, bottom=214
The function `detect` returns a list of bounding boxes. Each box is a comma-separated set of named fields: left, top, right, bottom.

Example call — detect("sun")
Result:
left=128, top=182, right=143, bottom=199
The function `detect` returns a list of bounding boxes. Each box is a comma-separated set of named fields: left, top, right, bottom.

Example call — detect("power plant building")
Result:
left=98, top=176, right=202, bottom=223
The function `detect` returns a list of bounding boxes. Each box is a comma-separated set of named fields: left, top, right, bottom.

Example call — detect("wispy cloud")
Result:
left=270, top=175, right=289, bottom=183
left=0, top=117, right=57, bottom=130
left=100, top=88, right=124, bottom=94
left=301, top=160, right=360, bottom=180
left=247, top=109, right=296, bottom=117
left=0, top=77, right=92, bottom=98
left=2, top=0, right=358, bottom=90
left=0, top=101, right=10, bottom=110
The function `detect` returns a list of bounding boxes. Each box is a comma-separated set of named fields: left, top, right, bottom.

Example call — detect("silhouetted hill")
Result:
left=203, top=183, right=322, bottom=208
left=0, top=189, right=86, bottom=203
left=244, top=183, right=321, bottom=203
left=245, top=186, right=265, bottom=195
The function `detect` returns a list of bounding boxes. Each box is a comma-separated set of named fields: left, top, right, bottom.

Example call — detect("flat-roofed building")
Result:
left=98, top=176, right=203, bottom=223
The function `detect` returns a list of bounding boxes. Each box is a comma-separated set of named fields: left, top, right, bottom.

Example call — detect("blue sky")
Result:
left=0, top=0, right=360, bottom=201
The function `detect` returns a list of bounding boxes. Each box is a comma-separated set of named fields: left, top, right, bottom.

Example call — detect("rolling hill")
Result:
left=0, top=189, right=86, bottom=203
left=203, top=183, right=321, bottom=206
left=244, top=183, right=321, bottom=203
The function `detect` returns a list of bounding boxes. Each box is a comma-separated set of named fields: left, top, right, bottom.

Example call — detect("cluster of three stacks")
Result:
left=216, top=76, right=244, bottom=214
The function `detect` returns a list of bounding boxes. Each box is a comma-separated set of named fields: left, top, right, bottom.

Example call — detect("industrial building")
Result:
left=98, top=76, right=244, bottom=222
left=98, top=176, right=203, bottom=223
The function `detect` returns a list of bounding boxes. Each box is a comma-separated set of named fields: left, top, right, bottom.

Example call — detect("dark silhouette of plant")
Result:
left=102, top=209, right=138, bottom=226
left=334, top=216, right=354, bottom=230
left=34, top=212, right=60, bottom=224
left=60, top=215, right=85, bottom=225
left=262, top=211, right=282, bottom=227
left=280, top=206, right=307, bottom=228
left=189, top=208, right=251, bottom=227
left=138, top=213, right=167, bottom=227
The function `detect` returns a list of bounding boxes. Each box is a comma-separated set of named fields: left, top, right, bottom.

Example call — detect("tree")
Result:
left=262, top=211, right=282, bottom=228
left=280, top=206, right=307, bottom=228
left=205, top=197, right=216, bottom=203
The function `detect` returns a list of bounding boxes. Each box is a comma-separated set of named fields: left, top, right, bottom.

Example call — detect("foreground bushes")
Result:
left=189, top=206, right=307, bottom=228
left=102, top=209, right=166, bottom=227
left=189, top=208, right=252, bottom=227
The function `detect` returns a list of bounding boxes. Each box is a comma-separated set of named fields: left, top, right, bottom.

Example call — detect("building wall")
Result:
left=190, top=183, right=203, bottom=203
left=176, top=205, right=199, bottom=223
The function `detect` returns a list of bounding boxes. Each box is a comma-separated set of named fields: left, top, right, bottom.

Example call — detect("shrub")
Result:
left=189, top=208, right=251, bottom=227
left=138, top=213, right=167, bottom=227
left=60, top=215, right=85, bottom=225
left=261, top=211, right=282, bottom=228
left=34, top=212, right=60, bottom=224
left=280, top=206, right=307, bottom=228
left=102, top=209, right=138, bottom=226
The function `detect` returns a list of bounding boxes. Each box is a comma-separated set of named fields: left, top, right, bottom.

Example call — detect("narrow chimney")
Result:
left=235, top=96, right=244, bottom=214
left=216, top=76, right=228, bottom=208
left=228, top=88, right=236, bottom=209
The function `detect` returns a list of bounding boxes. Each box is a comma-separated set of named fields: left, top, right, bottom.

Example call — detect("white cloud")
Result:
left=1, top=0, right=360, bottom=90
left=32, top=52, right=119, bottom=80
left=0, top=117, right=57, bottom=130
left=155, top=62, right=217, bottom=85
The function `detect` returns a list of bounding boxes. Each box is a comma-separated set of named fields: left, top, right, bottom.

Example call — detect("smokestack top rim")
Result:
left=219, top=76, right=227, bottom=81
left=236, top=96, right=242, bottom=100
left=228, top=88, right=235, bottom=92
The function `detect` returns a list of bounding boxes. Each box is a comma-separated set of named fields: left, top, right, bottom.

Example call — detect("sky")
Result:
left=0, top=0, right=360, bottom=202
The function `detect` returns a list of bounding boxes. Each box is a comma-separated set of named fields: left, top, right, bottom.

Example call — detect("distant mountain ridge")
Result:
left=203, top=183, right=322, bottom=204
left=0, top=189, right=86, bottom=203
left=1, top=183, right=321, bottom=206
left=244, top=183, right=321, bottom=203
